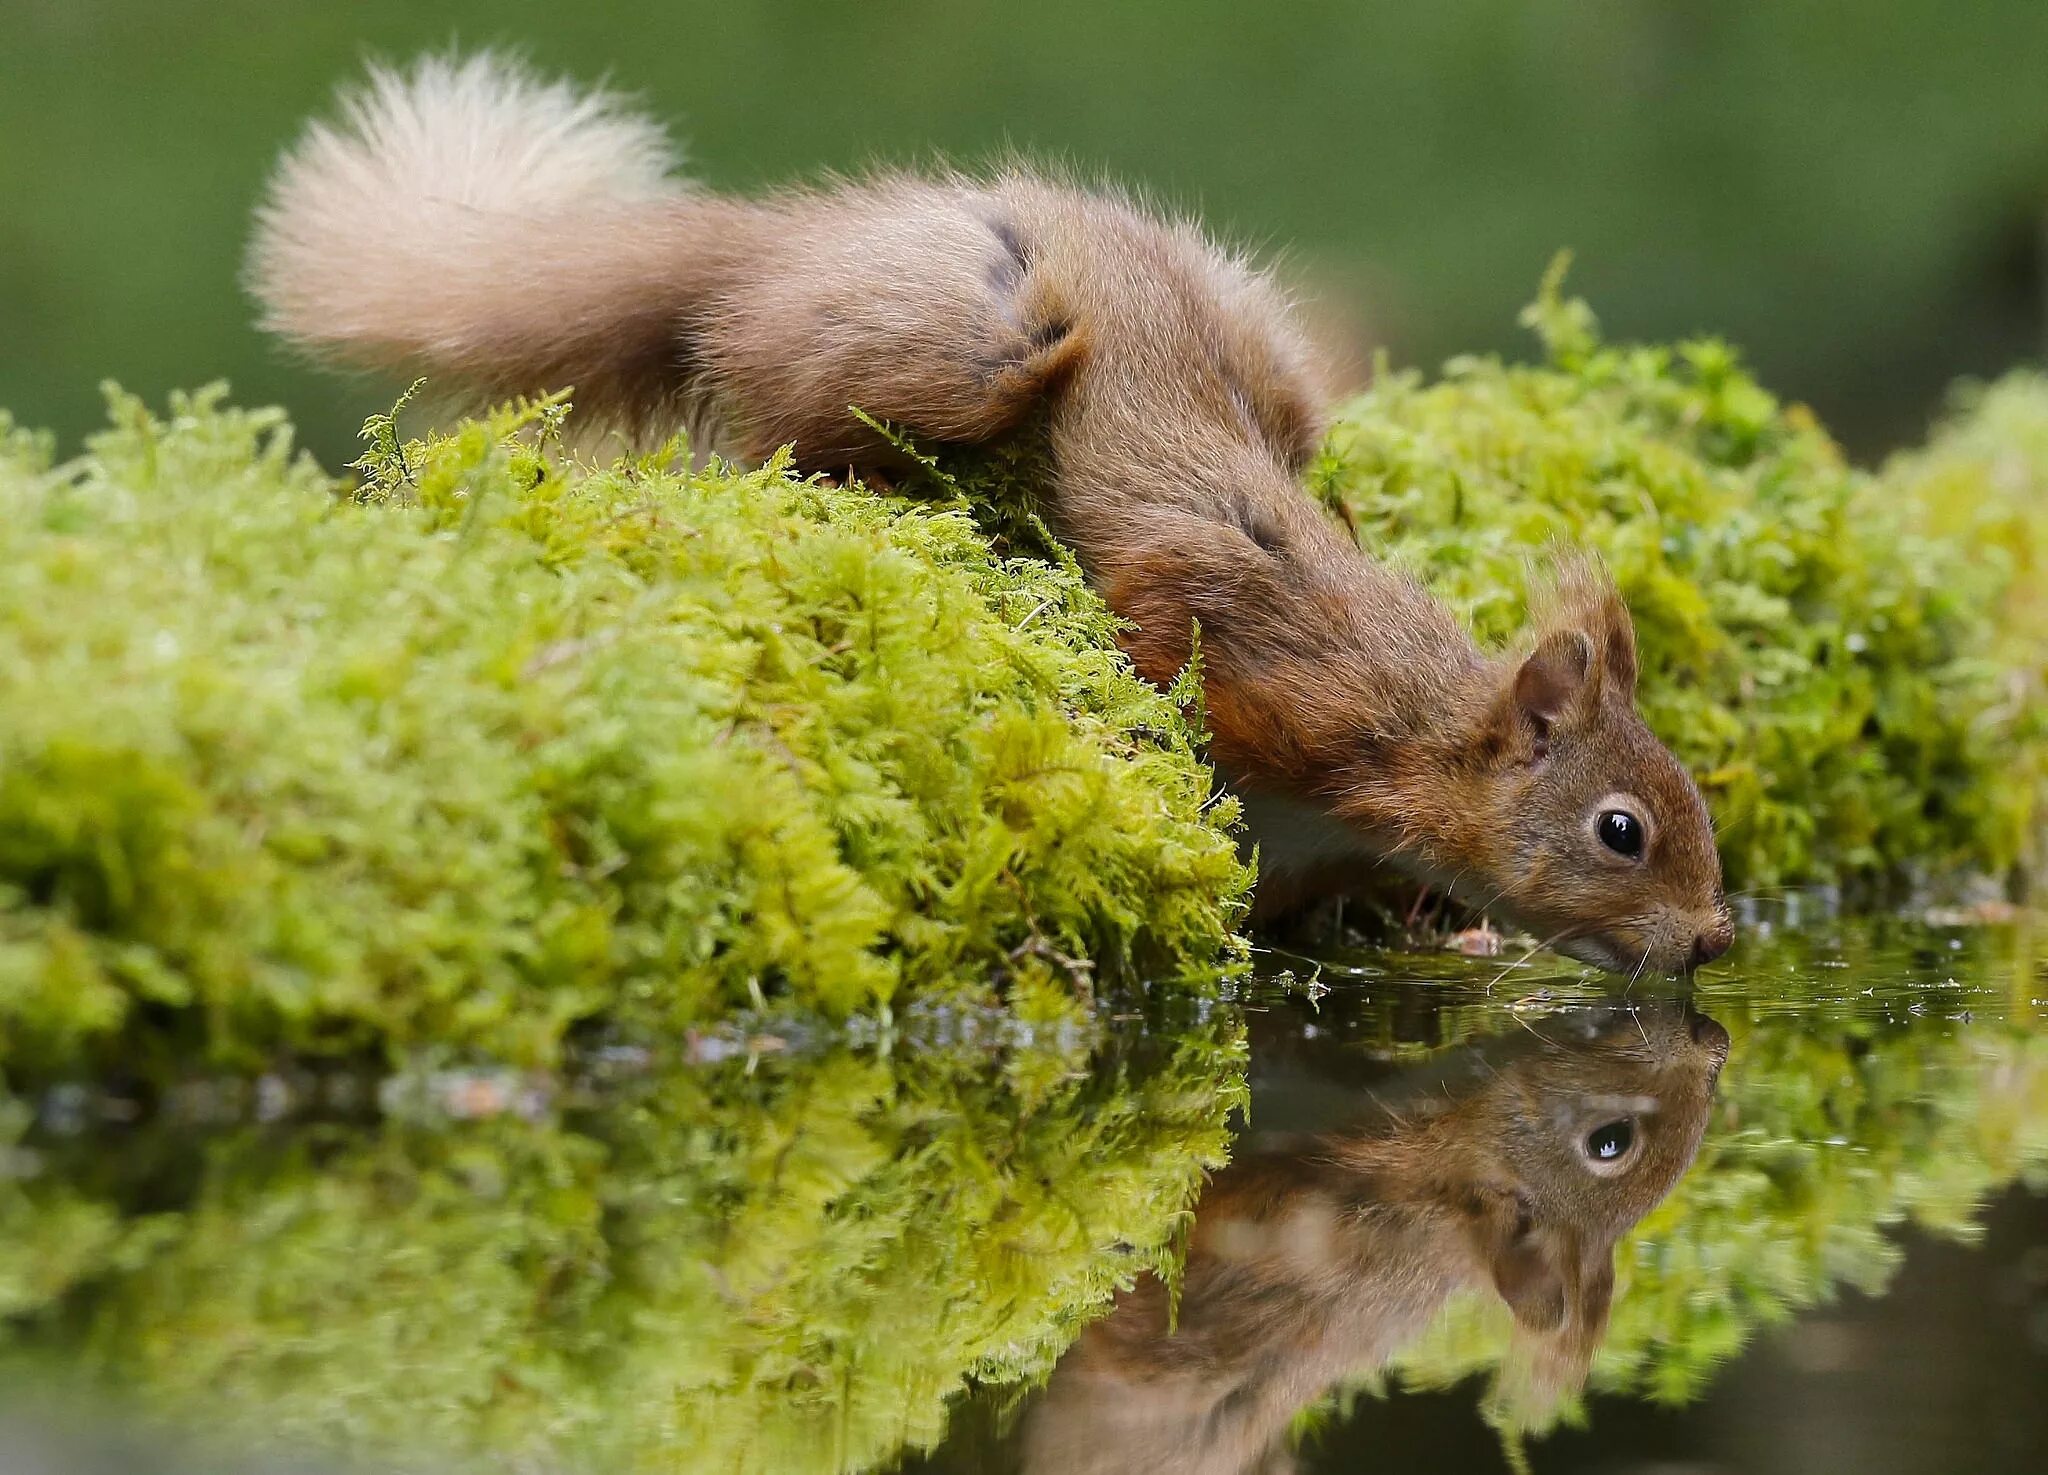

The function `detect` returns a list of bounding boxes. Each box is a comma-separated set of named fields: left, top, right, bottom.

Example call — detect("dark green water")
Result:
left=3, top=918, right=2044, bottom=1474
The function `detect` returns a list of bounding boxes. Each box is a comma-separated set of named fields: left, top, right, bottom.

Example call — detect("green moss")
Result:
left=0, top=388, right=1248, bottom=1083
left=1314, top=267, right=2048, bottom=898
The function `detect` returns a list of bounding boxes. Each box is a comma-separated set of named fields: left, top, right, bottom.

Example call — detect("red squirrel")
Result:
left=1020, top=1003, right=1731, bottom=1473
left=249, top=54, right=1733, bottom=975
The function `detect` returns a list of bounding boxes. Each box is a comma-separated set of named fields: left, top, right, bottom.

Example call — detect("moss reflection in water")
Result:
left=1364, top=926, right=2048, bottom=1431
left=2, top=927, right=2044, bottom=1474
left=0, top=1009, right=1245, bottom=1474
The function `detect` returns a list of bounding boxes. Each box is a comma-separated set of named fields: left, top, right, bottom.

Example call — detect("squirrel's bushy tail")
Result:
left=249, top=53, right=733, bottom=429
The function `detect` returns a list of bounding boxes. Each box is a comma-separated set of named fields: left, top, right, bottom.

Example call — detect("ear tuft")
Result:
left=1597, top=588, right=1638, bottom=699
left=1525, top=553, right=1641, bottom=708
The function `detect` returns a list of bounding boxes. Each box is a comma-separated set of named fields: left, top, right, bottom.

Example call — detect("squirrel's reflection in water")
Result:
left=1022, top=1002, right=1731, bottom=1475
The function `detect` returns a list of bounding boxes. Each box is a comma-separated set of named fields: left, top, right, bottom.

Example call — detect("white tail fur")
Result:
left=249, top=53, right=702, bottom=411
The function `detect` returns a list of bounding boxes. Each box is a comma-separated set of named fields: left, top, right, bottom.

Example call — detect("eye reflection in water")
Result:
left=1021, top=1001, right=1731, bottom=1475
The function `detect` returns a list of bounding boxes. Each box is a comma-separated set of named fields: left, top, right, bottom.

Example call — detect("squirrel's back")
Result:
left=250, top=53, right=1328, bottom=477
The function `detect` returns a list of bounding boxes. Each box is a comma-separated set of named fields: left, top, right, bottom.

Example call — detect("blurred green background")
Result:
left=6, top=0, right=2048, bottom=466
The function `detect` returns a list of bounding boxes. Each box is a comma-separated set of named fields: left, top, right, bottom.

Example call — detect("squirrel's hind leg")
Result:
left=702, top=182, right=1084, bottom=472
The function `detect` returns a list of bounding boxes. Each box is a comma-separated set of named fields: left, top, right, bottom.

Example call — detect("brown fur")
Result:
left=251, top=55, right=1734, bottom=974
left=1020, top=1004, right=1731, bottom=1474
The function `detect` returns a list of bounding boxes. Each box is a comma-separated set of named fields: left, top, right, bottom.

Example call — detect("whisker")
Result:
left=1485, top=928, right=1576, bottom=994
left=1623, top=939, right=1653, bottom=997
left=1506, top=1007, right=1554, bottom=1046
left=1468, top=881, right=1511, bottom=918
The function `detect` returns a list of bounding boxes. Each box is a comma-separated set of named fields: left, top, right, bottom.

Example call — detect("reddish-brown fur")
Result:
left=251, top=55, right=1734, bottom=974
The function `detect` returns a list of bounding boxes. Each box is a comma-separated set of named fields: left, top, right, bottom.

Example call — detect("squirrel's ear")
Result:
left=1491, top=1235, right=1616, bottom=1422
left=1526, top=555, right=1638, bottom=711
left=1487, top=1219, right=1617, bottom=1345
left=1598, top=591, right=1639, bottom=701
left=1490, top=1226, right=1571, bottom=1333
left=1471, top=1189, right=1569, bottom=1331
left=1513, top=629, right=1594, bottom=744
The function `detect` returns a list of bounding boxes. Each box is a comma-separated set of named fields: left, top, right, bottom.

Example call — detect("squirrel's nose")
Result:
left=1690, top=924, right=1733, bottom=969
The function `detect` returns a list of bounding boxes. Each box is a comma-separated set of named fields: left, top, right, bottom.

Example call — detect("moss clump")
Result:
left=1314, top=267, right=2047, bottom=899
left=0, top=388, right=1247, bottom=1083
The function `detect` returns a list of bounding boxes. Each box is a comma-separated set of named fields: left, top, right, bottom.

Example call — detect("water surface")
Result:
left=3, top=919, right=2043, bottom=1473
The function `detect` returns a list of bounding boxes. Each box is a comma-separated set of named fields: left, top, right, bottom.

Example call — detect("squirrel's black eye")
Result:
left=1596, top=809, right=1644, bottom=858
left=1584, top=1119, right=1634, bottom=1163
